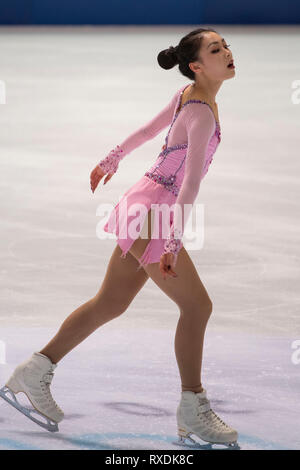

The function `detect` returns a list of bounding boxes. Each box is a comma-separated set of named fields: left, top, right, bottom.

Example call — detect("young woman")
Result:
left=0, top=28, right=238, bottom=447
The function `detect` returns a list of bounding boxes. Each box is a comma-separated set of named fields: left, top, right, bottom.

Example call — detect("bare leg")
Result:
left=39, top=246, right=149, bottom=364
left=129, top=209, right=212, bottom=393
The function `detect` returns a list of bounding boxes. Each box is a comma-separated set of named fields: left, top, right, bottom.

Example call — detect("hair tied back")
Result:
left=157, top=44, right=179, bottom=70
left=157, top=27, right=218, bottom=77
left=169, top=45, right=178, bottom=55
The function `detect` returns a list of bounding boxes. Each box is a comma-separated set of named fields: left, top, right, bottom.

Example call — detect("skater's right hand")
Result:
left=90, top=165, right=114, bottom=193
left=159, top=253, right=178, bottom=280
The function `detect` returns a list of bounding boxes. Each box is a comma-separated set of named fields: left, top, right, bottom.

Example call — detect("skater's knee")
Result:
left=205, top=298, right=213, bottom=316
left=180, top=297, right=213, bottom=320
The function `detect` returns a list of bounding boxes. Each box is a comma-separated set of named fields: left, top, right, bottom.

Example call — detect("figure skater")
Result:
left=0, top=27, right=238, bottom=448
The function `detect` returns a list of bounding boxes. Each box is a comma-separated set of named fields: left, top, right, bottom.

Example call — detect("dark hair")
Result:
left=157, top=27, right=218, bottom=81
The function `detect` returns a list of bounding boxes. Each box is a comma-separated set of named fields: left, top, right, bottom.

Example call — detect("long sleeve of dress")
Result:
left=98, top=87, right=182, bottom=175
left=163, top=103, right=216, bottom=258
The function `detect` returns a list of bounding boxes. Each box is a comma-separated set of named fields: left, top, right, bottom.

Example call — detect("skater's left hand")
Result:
left=159, top=253, right=178, bottom=280
left=90, top=165, right=113, bottom=193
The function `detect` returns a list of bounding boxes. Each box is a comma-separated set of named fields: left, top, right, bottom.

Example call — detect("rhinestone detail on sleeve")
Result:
left=98, top=145, right=124, bottom=175
left=163, top=227, right=183, bottom=256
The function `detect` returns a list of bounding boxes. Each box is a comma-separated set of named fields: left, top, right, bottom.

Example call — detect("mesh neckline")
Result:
left=162, top=85, right=221, bottom=151
left=175, top=84, right=221, bottom=130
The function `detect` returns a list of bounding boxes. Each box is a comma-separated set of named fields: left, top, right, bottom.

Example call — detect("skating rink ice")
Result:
left=0, top=25, right=299, bottom=450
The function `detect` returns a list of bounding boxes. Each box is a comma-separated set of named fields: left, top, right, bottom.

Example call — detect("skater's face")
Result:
left=189, top=32, right=235, bottom=81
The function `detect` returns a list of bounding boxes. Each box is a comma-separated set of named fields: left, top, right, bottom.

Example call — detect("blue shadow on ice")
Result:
left=0, top=432, right=291, bottom=450
left=65, top=432, right=290, bottom=450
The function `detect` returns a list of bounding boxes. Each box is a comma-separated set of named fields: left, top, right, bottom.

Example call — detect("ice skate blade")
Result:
left=0, top=386, right=59, bottom=433
left=173, top=431, right=240, bottom=450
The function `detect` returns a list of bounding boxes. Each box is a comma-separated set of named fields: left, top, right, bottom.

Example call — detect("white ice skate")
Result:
left=0, top=352, right=64, bottom=432
left=173, top=389, right=239, bottom=449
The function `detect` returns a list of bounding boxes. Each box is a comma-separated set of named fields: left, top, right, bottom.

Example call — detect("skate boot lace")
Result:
left=39, top=366, right=63, bottom=413
left=196, top=396, right=231, bottom=432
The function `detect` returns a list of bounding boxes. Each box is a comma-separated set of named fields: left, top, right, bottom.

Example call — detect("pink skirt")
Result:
left=103, top=174, right=183, bottom=270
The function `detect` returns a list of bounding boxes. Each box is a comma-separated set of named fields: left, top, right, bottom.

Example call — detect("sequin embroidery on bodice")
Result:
left=144, top=84, right=221, bottom=196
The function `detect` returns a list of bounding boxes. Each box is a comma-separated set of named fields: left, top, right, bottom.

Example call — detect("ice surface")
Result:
left=0, top=327, right=299, bottom=450
left=0, top=25, right=299, bottom=450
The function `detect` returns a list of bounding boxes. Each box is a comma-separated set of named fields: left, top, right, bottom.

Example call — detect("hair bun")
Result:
left=157, top=45, right=179, bottom=70
left=168, top=45, right=178, bottom=56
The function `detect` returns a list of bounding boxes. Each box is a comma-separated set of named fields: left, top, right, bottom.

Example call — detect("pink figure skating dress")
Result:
left=99, top=83, right=221, bottom=270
